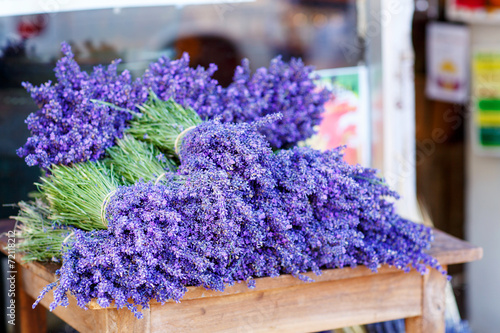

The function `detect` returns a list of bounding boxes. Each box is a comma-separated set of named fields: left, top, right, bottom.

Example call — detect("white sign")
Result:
left=426, top=22, right=470, bottom=103
left=0, top=0, right=251, bottom=17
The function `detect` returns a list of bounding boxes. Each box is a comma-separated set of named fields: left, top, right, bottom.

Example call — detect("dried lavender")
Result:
left=177, top=116, right=316, bottom=282
left=138, top=53, right=223, bottom=119
left=23, top=50, right=446, bottom=319
left=137, top=54, right=330, bottom=149
left=178, top=115, right=278, bottom=189
left=33, top=228, right=188, bottom=319
left=39, top=176, right=248, bottom=318
left=18, top=42, right=143, bottom=168
left=19, top=47, right=330, bottom=169
left=218, top=56, right=331, bottom=148
left=38, top=118, right=287, bottom=317
left=273, top=146, right=445, bottom=275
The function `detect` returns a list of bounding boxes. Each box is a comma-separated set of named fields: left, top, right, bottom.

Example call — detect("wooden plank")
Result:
left=405, top=265, right=448, bottom=333
left=21, top=268, right=109, bottom=333
left=105, top=306, right=151, bottom=333
left=20, top=261, right=58, bottom=284
left=15, top=262, right=47, bottom=333
left=429, top=229, right=483, bottom=266
left=89, top=265, right=405, bottom=309
left=150, top=272, right=422, bottom=333
left=87, top=227, right=483, bottom=309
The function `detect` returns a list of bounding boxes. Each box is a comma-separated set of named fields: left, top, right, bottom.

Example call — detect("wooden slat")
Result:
left=89, top=265, right=405, bottom=309
left=150, top=271, right=422, bottom=333
left=16, top=262, right=47, bottom=333
left=21, top=268, right=109, bottom=333
left=105, top=306, right=151, bottom=333
left=429, top=229, right=483, bottom=265
left=405, top=265, right=448, bottom=333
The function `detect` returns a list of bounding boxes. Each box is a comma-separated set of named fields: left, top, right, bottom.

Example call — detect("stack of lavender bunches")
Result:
left=12, top=43, right=445, bottom=319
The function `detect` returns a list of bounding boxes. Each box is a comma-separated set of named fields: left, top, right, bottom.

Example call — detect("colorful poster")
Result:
left=472, top=51, right=500, bottom=153
left=426, top=22, right=470, bottom=103
left=311, top=66, right=370, bottom=166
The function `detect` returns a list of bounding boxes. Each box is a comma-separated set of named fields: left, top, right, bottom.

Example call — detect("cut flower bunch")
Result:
left=12, top=43, right=446, bottom=319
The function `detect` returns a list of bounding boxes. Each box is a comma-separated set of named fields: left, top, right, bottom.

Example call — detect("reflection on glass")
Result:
left=0, top=0, right=361, bottom=217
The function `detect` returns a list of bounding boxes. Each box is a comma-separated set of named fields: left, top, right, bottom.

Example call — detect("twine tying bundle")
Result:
left=155, top=173, right=167, bottom=185
left=61, top=231, right=75, bottom=250
left=100, top=190, right=117, bottom=227
left=174, top=126, right=196, bottom=155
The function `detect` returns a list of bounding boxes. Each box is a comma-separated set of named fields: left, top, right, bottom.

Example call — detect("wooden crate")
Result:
left=0, top=221, right=482, bottom=333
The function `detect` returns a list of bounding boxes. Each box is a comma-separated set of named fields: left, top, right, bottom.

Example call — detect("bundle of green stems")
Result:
left=13, top=93, right=204, bottom=262
left=105, top=135, right=177, bottom=185
left=12, top=199, right=72, bottom=262
left=127, top=94, right=202, bottom=155
left=38, top=161, right=118, bottom=230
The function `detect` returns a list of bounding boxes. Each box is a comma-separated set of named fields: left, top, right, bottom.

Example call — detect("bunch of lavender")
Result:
left=105, top=135, right=176, bottom=184
left=35, top=181, right=189, bottom=318
left=18, top=42, right=143, bottom=169
left=34, top=118, right=445, bottom=319
left=37, top=117, right=294, bottom=318
left=356, top=213, right=441, bottom=275
left=178, top=115, right=278, bottom=190
left=126, top=94, right=202, bottom=155
left=138, top=53, right=223, bottom=119
left=177, top=116, right=311, bottom=282
left=11, top=199, right=73, bottom=262
left=33, top=228, right=183, bottom=319
left=105, top=170, right=250, bottom=292
left=273, top=146, right=444, bottom=275
left=38, top=161, right=118, bottom=230
left=177, top=117, right=443, bottom=279
left=19, top=47, right=331, bottom=168
left=218, top=56, right=331, bottom=148
left=38, top=174, right=253, bottom=318
left=137, top=54, right=330, bottom=149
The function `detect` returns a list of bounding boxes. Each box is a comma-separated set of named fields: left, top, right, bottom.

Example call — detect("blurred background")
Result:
left=0, top=0, right=498, bottom=332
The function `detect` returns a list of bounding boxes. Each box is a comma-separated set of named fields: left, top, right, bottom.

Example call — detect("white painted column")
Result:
left=365, top=0, right=418, bottom=220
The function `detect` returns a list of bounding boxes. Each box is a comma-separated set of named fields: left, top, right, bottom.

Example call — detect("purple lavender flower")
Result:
left=218, top=56, right=331, bottom=148
left=178, top=116, right=278, bottom=191
left=138, top=53, right=223, bottom=120
left=273, top=146, right=445, bottom=275
left=18, top=42, right=142, bottom=168
left=20, top=47, right=331, bottom=169
left=17, top=40, right=446, bottom=322
left=38, top=228, right=187, bottom=319
left=138, top=54, right=330, bottom=149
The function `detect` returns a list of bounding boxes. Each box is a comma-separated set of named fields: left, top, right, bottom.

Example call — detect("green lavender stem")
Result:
left=105, top=135, right=177, bottom=185
left=11, top=199, right=72, bottom=262
left=38, top=161, right=118, bottom=230
left=127, top=93, right=202, bottom=156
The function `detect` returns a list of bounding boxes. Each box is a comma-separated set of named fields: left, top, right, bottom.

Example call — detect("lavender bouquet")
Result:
left=17, top=42, right=330, bottom=170
left=12, top=43, right=445, bottom=319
